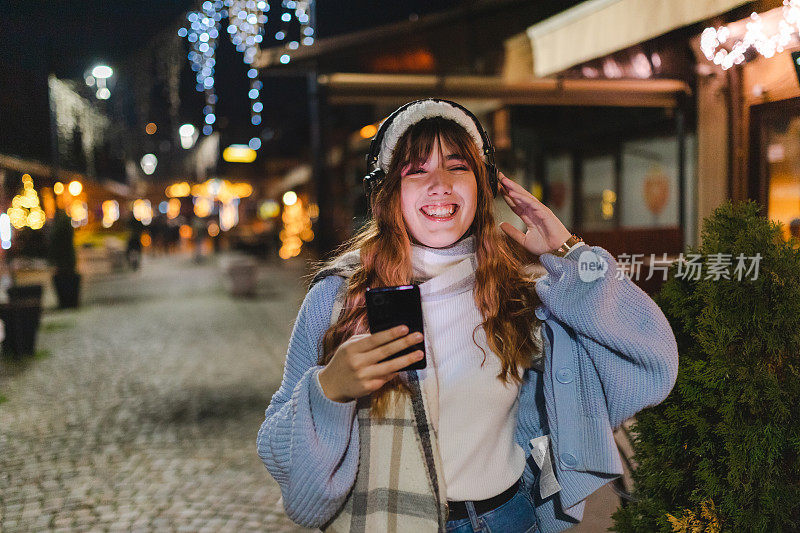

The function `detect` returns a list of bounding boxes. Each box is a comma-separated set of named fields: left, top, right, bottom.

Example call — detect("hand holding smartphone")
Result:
left=365, top=284, right=426, bottom=372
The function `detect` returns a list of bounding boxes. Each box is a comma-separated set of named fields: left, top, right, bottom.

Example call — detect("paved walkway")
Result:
left=0, top=251, right=317, bottom=532
left=0, top=250, right=621, bottom=532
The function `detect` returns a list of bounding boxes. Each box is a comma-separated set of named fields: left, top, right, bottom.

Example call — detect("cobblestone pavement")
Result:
left=0, top=251, right=318, bottom=532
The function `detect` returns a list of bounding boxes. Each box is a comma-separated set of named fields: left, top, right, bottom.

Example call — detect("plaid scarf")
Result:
left=308, top=234, right=545, bottom=532
left=308, top=247, right=456, bottom=533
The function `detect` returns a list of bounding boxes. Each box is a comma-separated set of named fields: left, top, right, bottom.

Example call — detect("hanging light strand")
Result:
left=180, top=1, right=224, bottom=135
left=225, top=0, right=267, bottom=127
left=701, top=0, right=800, bottom=70
left=178, top=1, right=316, bottom=134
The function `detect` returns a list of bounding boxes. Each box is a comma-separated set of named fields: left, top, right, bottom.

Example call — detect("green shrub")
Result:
left=612, top=200, right=800, bottom=532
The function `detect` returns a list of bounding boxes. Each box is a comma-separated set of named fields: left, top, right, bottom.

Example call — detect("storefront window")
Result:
left=764, top=116, right=800, bottom=242
left=544, top=155, right=573, bottom=229
left=620, top=136, right=681, bottom=228
left=581, top=155, right=616, bottom=230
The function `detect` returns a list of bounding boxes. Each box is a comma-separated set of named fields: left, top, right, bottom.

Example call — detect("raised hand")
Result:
left=497, top=172, right=572, bottom=256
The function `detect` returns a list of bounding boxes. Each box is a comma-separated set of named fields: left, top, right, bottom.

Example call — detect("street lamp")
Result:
left=179, top=124, right=197, bottom=149
left=91, top=65, right=113, bottom=79
left=86, top=64, right=114, bottom=100
left=140, top=154, right=158, bottom=175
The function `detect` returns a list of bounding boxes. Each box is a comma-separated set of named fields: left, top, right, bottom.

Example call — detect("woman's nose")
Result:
left=427, top=168, right=453, bottom=191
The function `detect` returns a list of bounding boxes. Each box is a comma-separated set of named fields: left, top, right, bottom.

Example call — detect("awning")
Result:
left=318, top=73, right=691, bottom=108
left=524, top=0, right=751, bottom=77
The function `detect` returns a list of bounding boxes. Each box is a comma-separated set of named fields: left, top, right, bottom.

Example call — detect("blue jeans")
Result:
left=445, top=479, right=539, bottom=533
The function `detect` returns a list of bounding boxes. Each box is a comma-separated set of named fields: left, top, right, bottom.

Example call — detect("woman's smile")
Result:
left=420, top=203, right=460, bottom=221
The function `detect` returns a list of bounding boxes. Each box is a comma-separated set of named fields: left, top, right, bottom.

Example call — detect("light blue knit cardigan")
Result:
left=257, top=245, right=679, bottom=532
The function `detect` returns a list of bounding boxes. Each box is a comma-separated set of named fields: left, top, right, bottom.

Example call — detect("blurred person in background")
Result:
left=125, top=212, right=144, bottom=270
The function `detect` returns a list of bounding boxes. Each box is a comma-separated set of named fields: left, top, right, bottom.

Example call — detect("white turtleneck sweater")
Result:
left=410, top=232, right=535, bottom=500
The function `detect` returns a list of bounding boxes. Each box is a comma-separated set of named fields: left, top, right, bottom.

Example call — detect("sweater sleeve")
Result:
left=529, top=246, right=679, bottom=530
left=256, top=275, right=360, bottom=528
left=535, top=245, right=679, bottom=428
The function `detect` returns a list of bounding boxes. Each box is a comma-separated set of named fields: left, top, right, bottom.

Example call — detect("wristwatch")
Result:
left=550, top=234, right=584, bottom=257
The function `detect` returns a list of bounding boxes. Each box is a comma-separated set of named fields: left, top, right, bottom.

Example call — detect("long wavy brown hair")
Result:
left=308, top=116, right=544, bottom=418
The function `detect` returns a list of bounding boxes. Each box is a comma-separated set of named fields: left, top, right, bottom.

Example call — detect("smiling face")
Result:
left=400, top=137, right=478, bottom=248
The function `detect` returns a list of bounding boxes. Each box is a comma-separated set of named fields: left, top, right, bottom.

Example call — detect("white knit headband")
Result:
left=376, top=100, right=487, bottom=172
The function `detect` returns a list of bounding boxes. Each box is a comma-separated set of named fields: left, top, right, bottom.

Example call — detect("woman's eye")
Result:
left=406, top=168, right=424, bottom=175
left=449, top=166, right=468, bottom=171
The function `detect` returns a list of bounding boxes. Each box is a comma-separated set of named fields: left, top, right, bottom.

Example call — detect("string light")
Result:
left=180, top=1, right=224, bottom=134
left=279, top=193, right=313, bottom=259
left=701, top=0, right=800, bottom=70
left=225, top=0, right=268, bottom=133
left=179, top=1, right=316, bottom=138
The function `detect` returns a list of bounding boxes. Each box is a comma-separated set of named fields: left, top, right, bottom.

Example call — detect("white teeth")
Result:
left=421, top=205, right=456, bottom=217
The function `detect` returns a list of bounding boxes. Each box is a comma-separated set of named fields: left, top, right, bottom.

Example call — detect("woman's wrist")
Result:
left=549, top=234, right=584, bottom=257
left=318, top=367, right=351, bottom=403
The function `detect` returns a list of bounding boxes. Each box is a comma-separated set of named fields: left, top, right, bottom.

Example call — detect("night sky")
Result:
left=2, top=0, right=464, bottom=77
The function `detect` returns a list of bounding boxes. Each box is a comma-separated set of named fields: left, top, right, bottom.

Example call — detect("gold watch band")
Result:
left=550, top=234, right=584, bottom=257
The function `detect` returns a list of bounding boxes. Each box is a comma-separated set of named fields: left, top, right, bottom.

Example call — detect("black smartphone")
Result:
left=365, top=284, right=426, bottom=371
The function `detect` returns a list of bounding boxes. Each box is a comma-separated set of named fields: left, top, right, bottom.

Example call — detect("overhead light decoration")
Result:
left=180, top=1, right=223, bottom=136
left=702, top=1, right=800, bottom=70
left=227, top=0, right=267, bottom=128
left=179, top=0, right=316, bottom=136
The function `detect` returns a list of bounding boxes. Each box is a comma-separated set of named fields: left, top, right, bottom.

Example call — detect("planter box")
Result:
left=0, top=284, right=43, bottom=358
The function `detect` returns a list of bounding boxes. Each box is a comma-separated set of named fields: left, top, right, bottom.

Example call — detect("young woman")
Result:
left=257, top=99, right=679, bottom=533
